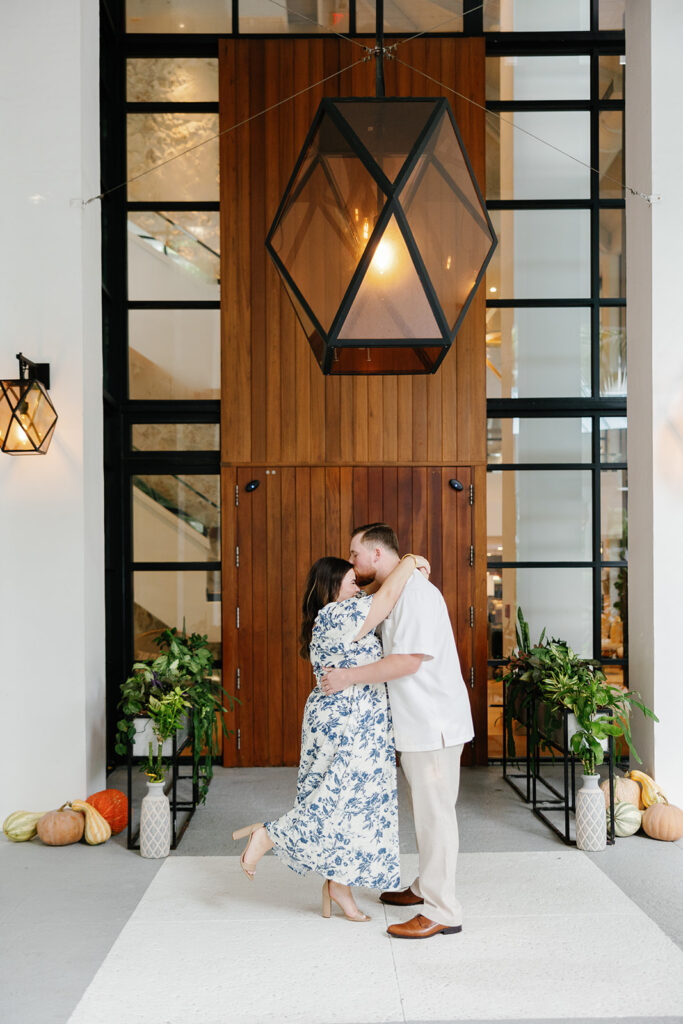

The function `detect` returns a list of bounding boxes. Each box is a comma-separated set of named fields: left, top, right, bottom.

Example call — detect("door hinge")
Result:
left=469, top=666, right=475, bottom=689
left=235, top=484, right=239, bottom=507
left=469, top=544, right=474, bottom=567
left=469, top=483, right=474, bottom=506
left=236, top=606, right=240, bottom=629
left=235, top=545, right=240, bottom=567
left=237, top=729, right=241, bottom=751
left=469, top=605, right=474, bottom=628
left=236, top=667, right=241, bottom=691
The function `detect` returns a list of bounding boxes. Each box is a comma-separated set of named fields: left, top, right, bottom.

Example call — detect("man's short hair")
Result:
left=351, top=522, right=400, bottom=556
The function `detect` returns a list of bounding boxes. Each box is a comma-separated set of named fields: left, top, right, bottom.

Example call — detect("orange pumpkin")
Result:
left=86, top=789, right=128, bottom=835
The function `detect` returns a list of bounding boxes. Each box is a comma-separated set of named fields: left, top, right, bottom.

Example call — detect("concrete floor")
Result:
left=1, top=765, right=682, bottom=1024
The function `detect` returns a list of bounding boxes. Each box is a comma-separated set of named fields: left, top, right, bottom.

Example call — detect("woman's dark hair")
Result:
left=299, top=556, right=353, bottom=658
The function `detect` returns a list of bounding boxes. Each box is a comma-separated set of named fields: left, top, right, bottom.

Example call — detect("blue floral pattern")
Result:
left=265, top=594, right=400, bottom=889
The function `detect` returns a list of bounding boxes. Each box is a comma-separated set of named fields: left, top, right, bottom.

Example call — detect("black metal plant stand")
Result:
left=503, top=695, right=616, bottom=846
left=125, top=722, right=206, bottom=851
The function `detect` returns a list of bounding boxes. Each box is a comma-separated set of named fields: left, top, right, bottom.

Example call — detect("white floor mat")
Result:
left=67, top=851, right=683, bottom=1023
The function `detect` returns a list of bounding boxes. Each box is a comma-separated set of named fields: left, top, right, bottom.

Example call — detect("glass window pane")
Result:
left=132, top=423, right=220, bottom=451
left=487, top=417, right=592, bottom=464
left=601, top=469, right=628, bottom=560
left=487, top=210, right=591, bottom=299
left=486, top=55, right=590, bottom=101
left=127, top=113, right=219, bottom=202
left=133, top=474, right=220, bottom=562
left=488, top=469, right=592, bottom=561
left=599, top=111, right=623, bottom=198
left=483, top=0, right=590, bottom=32
left=487, top=110, right=590, bottom=200
left=240, top=0, right=350, bottom=32
left=133, top=570, right=221, bottom=661
left=128, top=212, right=220, bottom=301
left=601, top=566, right=627, bottom=659
left=486, top=568, right=592, bottom=659
left=599, top=55, right=624, bottom=101
left=600, top=416, right=627, bottom=463
left=599, top=208, right=625, bottom=298
left=126, top=58, right=218, bottom=102
left=356, top=0, right=462, bottom=32
left=486, top=307, right=591, bottom=399
left=129, top=309, right=220, bottom=400
left=600, top=306, right=626, bottom=395
left=599, top=0, right=625, bottom=30
left=126, top=0, right=231, bottom=33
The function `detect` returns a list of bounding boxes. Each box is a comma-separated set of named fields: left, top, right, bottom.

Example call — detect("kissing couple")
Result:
left=233, top=522, right=474, bottom=939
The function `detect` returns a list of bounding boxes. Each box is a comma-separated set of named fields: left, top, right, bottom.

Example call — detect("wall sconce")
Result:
left=0, top=353, right=58, bottom=455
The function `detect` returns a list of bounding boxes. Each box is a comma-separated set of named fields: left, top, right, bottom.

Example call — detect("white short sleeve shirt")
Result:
left=379, top=571, right=475, bottom=752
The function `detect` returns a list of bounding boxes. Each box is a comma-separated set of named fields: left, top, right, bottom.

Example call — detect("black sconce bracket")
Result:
left=17, top=352, right=50, bottom=390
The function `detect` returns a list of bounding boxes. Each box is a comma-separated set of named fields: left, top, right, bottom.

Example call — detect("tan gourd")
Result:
left=600, top=776, right=643, bottom=811
left=36, top=805, right=85, bottom=846
left=70, top=800, right=112, bottom=845
left=625, top=770, right=667, bottom=807
left=641, top=803, right=683, bottom=842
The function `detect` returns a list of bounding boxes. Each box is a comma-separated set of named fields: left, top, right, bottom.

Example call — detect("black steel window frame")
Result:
left=485, top=25, right=628, bottom=745
left=102, top=0, right=625, bottom=765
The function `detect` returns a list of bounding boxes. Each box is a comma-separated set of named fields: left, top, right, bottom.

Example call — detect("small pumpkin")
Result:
left=36, top=804, right=85, bottom=846
left=600, top=776, right=643, bottom=811
left=86, top=789, right=128, bottom=835
left=2, top=810, right=47, bottom=842
left=70, top=800, right=111, bottom=845
left=611, top=801, right=643, bottom=838
left=641, top=803, right=683, bottom=842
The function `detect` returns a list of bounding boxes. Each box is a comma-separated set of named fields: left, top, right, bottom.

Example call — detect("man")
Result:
left=320, top=522, right=474, bottom=940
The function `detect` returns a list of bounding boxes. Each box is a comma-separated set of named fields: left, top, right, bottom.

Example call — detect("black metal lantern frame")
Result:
left=0, top=353, right=58, bottom=455
left=266, top=95, right=497, bottom=375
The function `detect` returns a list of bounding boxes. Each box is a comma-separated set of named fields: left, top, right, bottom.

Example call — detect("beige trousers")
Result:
left=399, top=743, right=464, bottom=928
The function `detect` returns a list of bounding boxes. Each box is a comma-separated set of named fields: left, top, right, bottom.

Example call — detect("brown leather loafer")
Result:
left=379, top=887, right=424, bottom=907
left=387, top=913, right=462, bottom=939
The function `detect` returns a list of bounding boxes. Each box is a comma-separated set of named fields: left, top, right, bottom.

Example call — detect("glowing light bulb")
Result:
left=445, top=256, right=452, bottom=270
left=362, top=218, right=370, bottom=241
left=371, top=238, right=394, bottom=275
left=354, top=208, right=359, bottom=222
left=489, top=286, right=497, bottom=293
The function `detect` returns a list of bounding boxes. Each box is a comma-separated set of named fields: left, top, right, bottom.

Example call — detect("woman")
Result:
left=232, top=551, right=427, bottom=922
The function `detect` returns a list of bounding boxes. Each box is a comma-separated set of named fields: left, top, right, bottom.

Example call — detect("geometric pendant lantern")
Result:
left=266, top=96, right=497, bottom=375
left=0, top=353, right=58, bottom=454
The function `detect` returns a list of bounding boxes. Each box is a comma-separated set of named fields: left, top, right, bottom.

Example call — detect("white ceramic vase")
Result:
left=575, top=773, right=607, bottom=851
left=140, top=780, right=171, bottom=858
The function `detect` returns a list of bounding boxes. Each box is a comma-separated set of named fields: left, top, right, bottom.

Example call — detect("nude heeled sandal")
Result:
left=232, top=823, right=264, bottom=880
left=322, top=880, right=371, bottom=922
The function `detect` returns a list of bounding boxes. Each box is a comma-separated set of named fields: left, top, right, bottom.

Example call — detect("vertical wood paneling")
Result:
left=236, top=468, right=255, bottom=765
left=280, top=466, right=299, bottom=764
left=266, top=472, right=284, bottom=764
left=295, top=467, right=313, bottom=730
left=221, top=467, right=238, bottom=766
left=219, top=37, right=486, bottom=469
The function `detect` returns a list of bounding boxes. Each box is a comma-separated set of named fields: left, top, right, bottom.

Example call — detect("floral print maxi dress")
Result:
left=264, top=594, right=400, bottom=889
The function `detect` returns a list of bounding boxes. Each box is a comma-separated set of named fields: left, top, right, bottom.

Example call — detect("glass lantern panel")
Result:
left=334, top=100, right=438, bottom=183
left=338, top=215, right=442, bottom=341
left=402, top=110, right=493, bottom=333
left=270, top=112, right=386, bottom=334
left=0, top=385, right=11, bottom=443
left=331, top=345, right=444, bottom=375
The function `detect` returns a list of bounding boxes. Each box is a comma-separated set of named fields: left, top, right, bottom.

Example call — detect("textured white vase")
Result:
left=576, top=774, right=607, bottom=851
left=140, top=780, right=171, bottom=858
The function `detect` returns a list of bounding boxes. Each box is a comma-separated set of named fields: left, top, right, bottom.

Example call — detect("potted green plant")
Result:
left=115, top=627, right=238, bottom=803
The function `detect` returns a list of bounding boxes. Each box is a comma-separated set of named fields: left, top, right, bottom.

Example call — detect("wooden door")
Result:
left=223, top=466, right=480, bottom=767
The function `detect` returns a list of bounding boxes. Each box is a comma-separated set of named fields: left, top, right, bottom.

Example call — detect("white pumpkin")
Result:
left=610, top=801, right=643, bottom=838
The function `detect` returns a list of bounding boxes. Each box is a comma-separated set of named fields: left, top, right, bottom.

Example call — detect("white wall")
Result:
left=0, top=0, right=104, bottom=816
left=626, top=0, right=683, bottom=806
